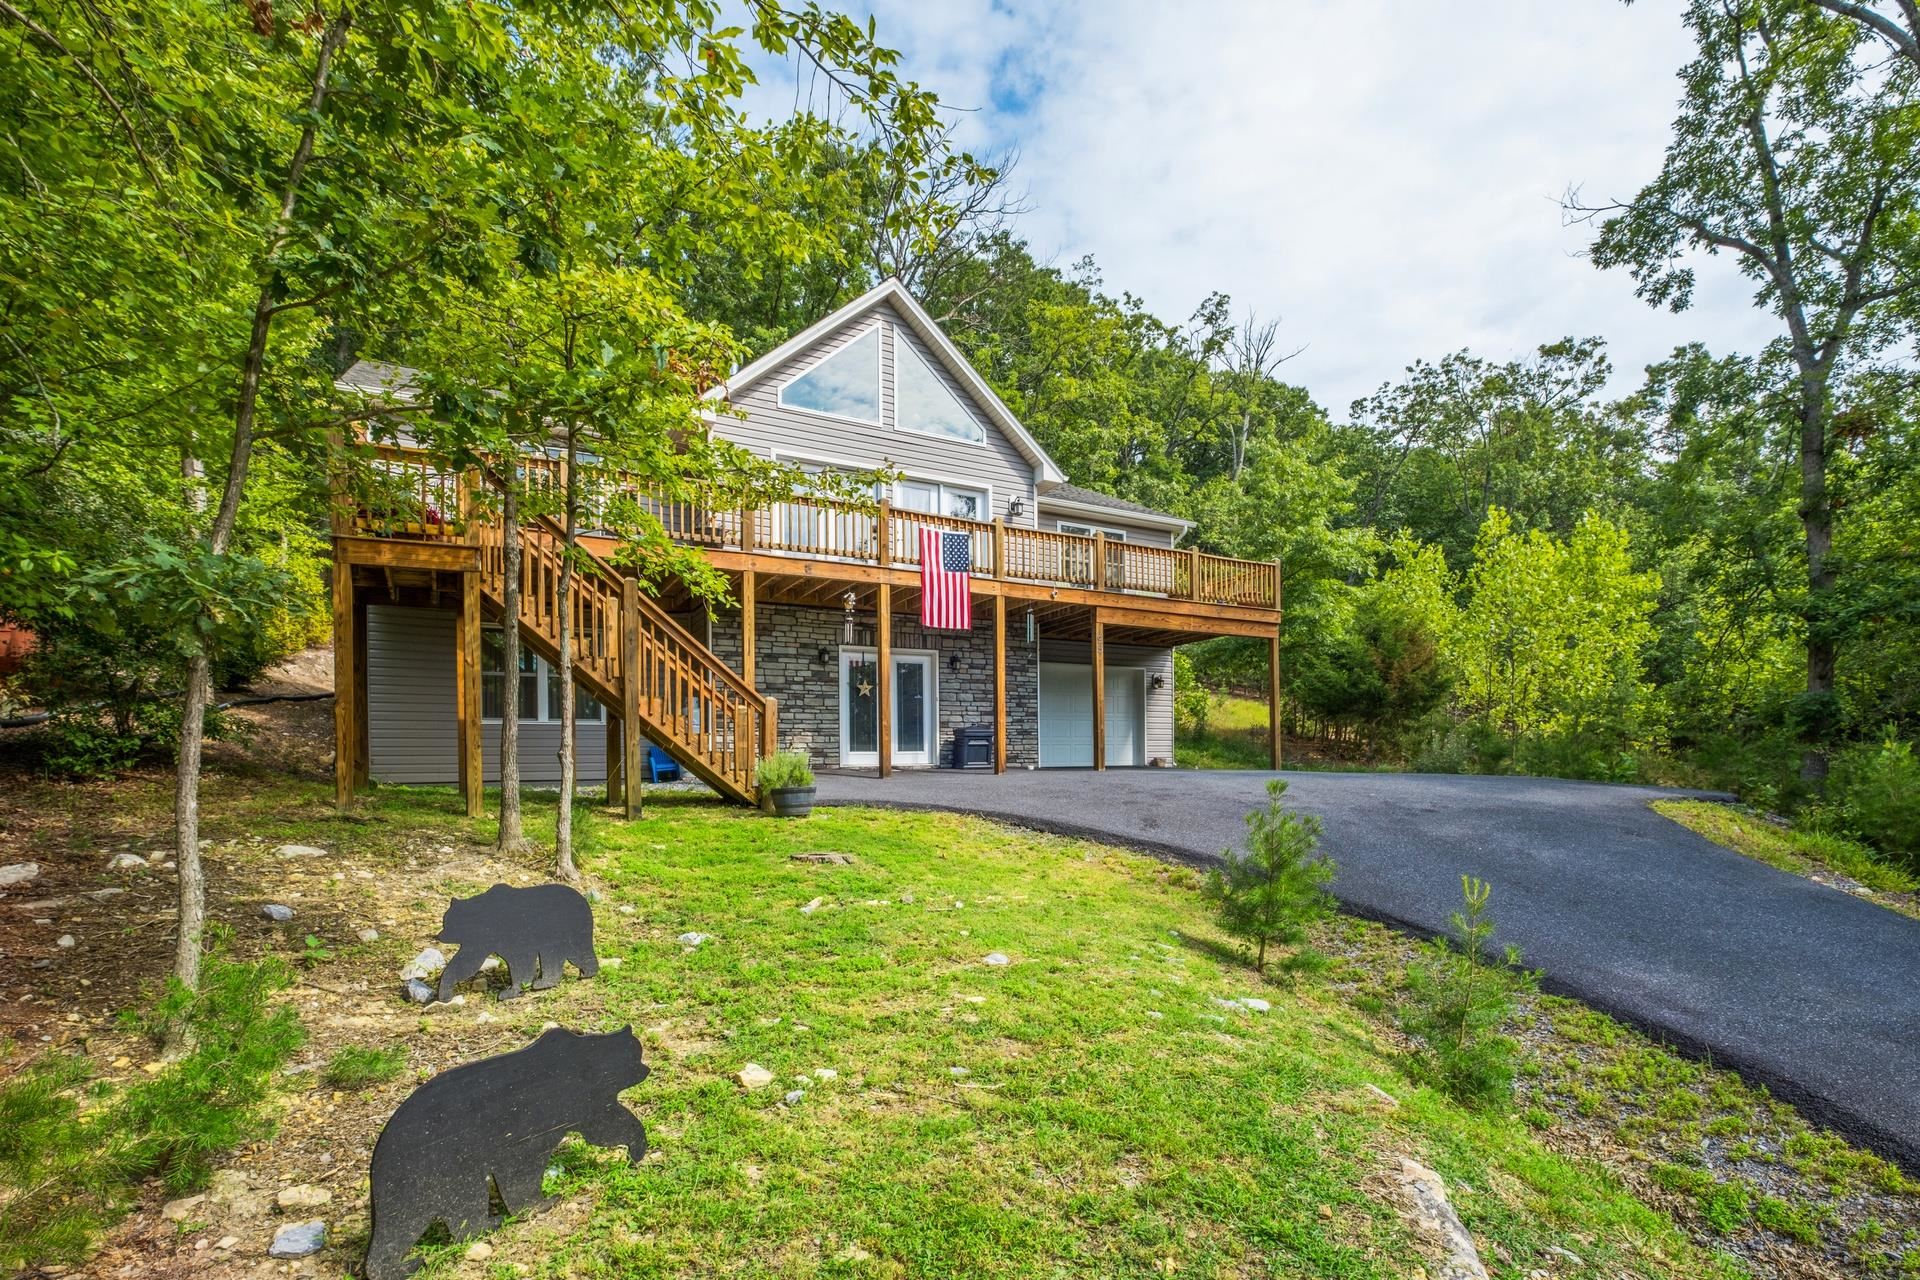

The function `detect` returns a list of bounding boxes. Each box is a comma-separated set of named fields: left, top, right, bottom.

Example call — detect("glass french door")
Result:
left=840, top=650, right=935, bottom=767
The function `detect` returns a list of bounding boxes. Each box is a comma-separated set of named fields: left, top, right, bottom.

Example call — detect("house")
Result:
left=329, top=279, right=1282, bottom=812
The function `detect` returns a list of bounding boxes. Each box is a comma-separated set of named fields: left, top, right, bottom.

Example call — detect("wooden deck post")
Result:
left=1091, top=608, right=1106, bottom=772
left=762, top=695, right=779, bottom=758
left=877, top=583, right=893, bottom=778
left=352, top=592, right=369, bottom=786
left=458, top=570, right=484, bottom=818
left=621, top=577, right=642, bottom=819
left=1093, top=531, right=1107, bottom=591
left=1269, top=627, right=1283, bottom=771
left=740, top=568, right=757, bottom=689
left=332, top=555, right=356, bottom=811
left=876, top=499, right=893, bottom=567
left=1188, top=546, right=1202, bottom=600
left=605, top=714, right=623, bottom=808
left=992, top=517, right=1006, bottom=580
left=993, top=593, right=1007, bottom=774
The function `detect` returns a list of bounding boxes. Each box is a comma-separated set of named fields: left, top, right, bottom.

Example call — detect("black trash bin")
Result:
left=951, top=725, right=995, bottom=769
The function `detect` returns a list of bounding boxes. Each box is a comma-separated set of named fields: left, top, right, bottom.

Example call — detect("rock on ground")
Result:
left=275, top=844, right=329, bottom=859
left=275, top=1184, right=331, bottom=1210
left=983, top=952, right=1010, bottom=966
left=400, top=947, right=446, bottom=980
left=736, top=1063, right=775, bottom=1090
left=260, top=904, right=294, bottom=922
left=1389, top=1156, right=1489, bottom=1280
left=0, top=862, right=40, bottom=887
left=268, top=1220, right=327, bottom=1259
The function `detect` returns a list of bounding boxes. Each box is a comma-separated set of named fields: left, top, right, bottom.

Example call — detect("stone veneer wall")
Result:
left=709, top=602, right=1039, bottom=769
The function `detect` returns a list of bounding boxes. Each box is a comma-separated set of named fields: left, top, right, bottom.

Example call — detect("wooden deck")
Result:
left=331, top=444, right=1284, bottom=795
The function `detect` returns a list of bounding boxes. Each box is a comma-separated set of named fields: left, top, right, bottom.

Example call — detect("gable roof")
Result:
left=703, top=278, right=1067, bottom=486
left=1039, top=483, right=1193, bottom=534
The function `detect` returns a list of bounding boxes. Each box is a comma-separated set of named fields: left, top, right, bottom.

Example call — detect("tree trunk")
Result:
left=497, top=480, right=528, bottom=853
left=165, top=10, right=349, bottom=1053
left=1798, top=380, right=1836, bottom=785
left=555, top=427, right=579, bottom=883
left=171, top=654, right=209, bottom=1001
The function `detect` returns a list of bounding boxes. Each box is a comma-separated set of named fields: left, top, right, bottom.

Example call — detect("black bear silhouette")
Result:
left=435, top=882, right=597, bottom=1002
left=364, top=1026, right=649, bottom=1280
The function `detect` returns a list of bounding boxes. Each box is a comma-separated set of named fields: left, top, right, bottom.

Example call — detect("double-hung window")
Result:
left=481, top=628, right=602, bottom=722
left=1056, top=521, right=1127, bottom=586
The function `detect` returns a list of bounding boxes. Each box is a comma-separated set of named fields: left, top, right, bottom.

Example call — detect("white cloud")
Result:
left=752, top=1, right=1784, bottom=416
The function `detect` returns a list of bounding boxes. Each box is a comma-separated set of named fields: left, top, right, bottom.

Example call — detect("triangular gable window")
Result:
left=779, top=326, right=881, bottom=423
left=896, top=334, right=986, bottom=444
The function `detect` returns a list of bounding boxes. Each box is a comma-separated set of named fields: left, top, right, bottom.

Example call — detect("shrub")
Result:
left=1828, top=733, right=1920, bottom=866
left=755, top=749, right=814, bottom=791
left=115, top=949, right=306, bottom=1191
left=0, top=950, right=303, bottom=1269
left=1202, top=779, right=1335, bottom=972
left=1395, top=876, right=1537, bottom=1108
left=323, top=1044, right=408, bottom=1089
left=1172, top=651, right=1211, bottom=738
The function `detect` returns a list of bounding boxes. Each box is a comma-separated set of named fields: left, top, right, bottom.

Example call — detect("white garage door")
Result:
left=1039, top=663, right=1145, bottom=768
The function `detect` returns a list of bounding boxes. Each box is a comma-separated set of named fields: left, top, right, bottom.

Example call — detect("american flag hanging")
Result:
left=919, top=526, right=973, bottom=630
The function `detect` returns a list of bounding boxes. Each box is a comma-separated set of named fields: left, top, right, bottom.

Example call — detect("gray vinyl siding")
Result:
left=365, top=604, right=609, bottom=786
left=1035, top=507, right=1179, bottom=549
left=1038, top=639, right=1176, bottom=765
left=716, top=302, right=1039, bottom=527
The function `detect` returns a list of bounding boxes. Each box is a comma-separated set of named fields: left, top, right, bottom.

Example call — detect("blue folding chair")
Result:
left=644, top=745, right=682, bottom=783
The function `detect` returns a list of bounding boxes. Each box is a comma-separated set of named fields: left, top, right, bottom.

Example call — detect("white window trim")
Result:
left=775, top=321, right=884, bottom=427
left=1056, top=520, right=1128, bottom=542
left=768, top=449, right=993, bottom=522
left=481, top=627, right=602, bottom=724
left=838, top=646, right=940, bottom=768
left=893, top=323, right=987, bottom=446
left=894, top=477, right=989, bottom=523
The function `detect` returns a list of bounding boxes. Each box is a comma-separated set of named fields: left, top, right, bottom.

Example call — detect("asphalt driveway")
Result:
left=814, top=767, right=1920, bottom=1169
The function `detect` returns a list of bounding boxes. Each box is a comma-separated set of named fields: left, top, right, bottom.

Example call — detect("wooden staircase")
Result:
left=473, top=509, right=775, bottom=808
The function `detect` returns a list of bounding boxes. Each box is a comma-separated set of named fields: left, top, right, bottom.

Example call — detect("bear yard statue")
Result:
left=435, top=882, right=598, bottom=1002
left=364, top=1026, right=650, bottom=1280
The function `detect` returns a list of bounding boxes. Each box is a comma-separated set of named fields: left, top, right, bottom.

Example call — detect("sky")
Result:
left=749, top=1, right=1786, bottom=418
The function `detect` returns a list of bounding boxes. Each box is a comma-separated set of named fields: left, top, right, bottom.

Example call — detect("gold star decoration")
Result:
left=856, top=679, right=874, bottom=698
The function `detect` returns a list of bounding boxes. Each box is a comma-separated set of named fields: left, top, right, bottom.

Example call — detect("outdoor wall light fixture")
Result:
left=1150, top=672, right=1166, bottom=690
left=1007, top=496, right=1026, bottom=519
left=817, top=646, right=833, bottom=666
left=948, top=652, right=961, bottom=673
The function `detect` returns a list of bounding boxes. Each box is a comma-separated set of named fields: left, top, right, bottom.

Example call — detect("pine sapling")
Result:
left=1396, top=875, right=1537, bottom=1107
left=1203, top=779, right=1336, bottom=972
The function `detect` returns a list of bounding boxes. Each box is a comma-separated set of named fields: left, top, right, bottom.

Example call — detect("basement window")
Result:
left=482, top=627, right=603, bottom=723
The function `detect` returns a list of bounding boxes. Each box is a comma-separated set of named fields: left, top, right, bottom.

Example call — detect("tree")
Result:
left=1203, top=779, right=1335, bottom=972
left=1573, top=0, right=1920, bottom=780
left=5, top=0, right=965, bottom=1017
left=1803, top=0, right=1920, bottom=69
left=1218, top=312, right=1305, bottom=480
left=1396, top=876, right=1536, bottom=1108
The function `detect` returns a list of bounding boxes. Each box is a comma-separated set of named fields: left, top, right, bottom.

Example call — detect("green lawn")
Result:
left=1177, top=692, right=1275, bottom=769
left=316, top=788, right=1720, bottom=1279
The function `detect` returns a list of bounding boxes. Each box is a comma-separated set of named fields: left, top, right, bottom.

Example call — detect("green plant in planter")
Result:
left=756, top=750, right=815, bottom=792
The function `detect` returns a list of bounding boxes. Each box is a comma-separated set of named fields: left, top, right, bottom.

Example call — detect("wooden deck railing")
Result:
left=473, top=501, right=773, bottom=806
left=339, top=442, right=1280, bottom=610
